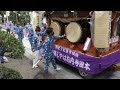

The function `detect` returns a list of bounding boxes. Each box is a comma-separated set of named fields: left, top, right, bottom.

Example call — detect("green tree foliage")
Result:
left=0, top=65, right=23, bottom=79
left=0, top=31, right=25, bottom=59
left=8, top=11, right=31, bottom=26
left=8, top=11, right=16, bottom=22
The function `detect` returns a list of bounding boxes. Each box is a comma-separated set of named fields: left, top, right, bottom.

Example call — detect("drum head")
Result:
left=50, top=21, right=61, bottom=36
left=66, top=22, right=82, bottom=43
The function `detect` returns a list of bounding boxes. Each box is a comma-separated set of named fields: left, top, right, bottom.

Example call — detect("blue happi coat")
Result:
left=32, top=34, right=42, bottom=51
left=28, top=25, right=34, bottom=38
left=14, top=25, right=24, bottom=44
left=25, top=24, right=34, bottom=37
left=32, top=29, right=46, bottom=51
left=25, top=24, right=34, bottom=47
left=25, top=24, right=31, bottom=30
left=42, top=35, right=60, bottom=59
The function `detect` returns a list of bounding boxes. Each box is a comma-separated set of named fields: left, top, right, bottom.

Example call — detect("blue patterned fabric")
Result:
left=42, top=35, right=60, bottom=73
left=14, top=26, right=24, bottom=44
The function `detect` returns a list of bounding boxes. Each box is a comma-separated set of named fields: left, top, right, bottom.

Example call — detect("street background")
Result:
left=1, top=22, right=120, bottom=79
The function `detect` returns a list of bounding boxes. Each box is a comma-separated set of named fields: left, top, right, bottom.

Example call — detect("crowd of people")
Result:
left=0, top=20, right=66, bottom=74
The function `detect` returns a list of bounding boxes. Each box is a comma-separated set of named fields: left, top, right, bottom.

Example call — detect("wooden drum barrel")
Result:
left=65, top=21, right=90, bottom=43
left=50, top=21, right=65, bottom=36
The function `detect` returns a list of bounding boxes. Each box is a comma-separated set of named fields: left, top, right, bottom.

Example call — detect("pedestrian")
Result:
left=14, top=22, right=24, bottom=45
left=31, top=26, right=46, bottom=68
left=27, top=23, right=34, bottom=48
left=5, top=21, right=11, bottom=34
left=42, top=27, right=65, bottom=74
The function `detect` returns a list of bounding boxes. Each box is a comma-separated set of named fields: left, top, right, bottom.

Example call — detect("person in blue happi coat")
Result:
left=25, top=23, right=34, bottom=49
left=42, top=27, right=65, bottom=74
left=31, top=26, right=46, bottom=68
left=14, top=22, right=24, bottom=45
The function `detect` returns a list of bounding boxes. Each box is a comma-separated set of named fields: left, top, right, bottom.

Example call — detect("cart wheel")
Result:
left=78, top=69, right=94, bottom=79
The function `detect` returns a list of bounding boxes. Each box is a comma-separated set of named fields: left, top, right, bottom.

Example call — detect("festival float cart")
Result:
left=44, top=11, right=120, bottom=78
